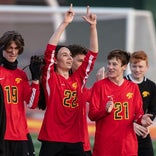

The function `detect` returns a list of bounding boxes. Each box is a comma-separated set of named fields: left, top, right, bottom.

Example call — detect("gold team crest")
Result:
left=142, top=91, right=150, bottom=97
left=72, top=82, right=77, bottom=89
left=126, top=92, right=133, bottom=99
left=15, top=78, right=22, bottom=84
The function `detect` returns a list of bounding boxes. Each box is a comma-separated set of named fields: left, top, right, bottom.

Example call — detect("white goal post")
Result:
left=0, top=5, right=156, bottom=84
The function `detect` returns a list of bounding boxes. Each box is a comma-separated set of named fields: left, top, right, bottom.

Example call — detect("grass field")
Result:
left=31, top=134, right=156, bottom=156
left=153, top=141, right=156, bottom=156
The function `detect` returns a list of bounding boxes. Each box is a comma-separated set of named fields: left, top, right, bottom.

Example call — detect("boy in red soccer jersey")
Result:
left=125, top=51, right=156, bottom=156
left=38, top=4, right=98, bottom=156
left=68, top=44, right=106, bottom=156
left=0, top=31, right=41, bottom=156
left=89, top=49, right=153, bottom=156
left=68, top=44, right=92, bottom=156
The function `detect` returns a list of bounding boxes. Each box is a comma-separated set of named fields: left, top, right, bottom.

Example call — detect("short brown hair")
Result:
left=68, top=44, right=88, bottom=57
left=107, top=49, right=130, bottom=66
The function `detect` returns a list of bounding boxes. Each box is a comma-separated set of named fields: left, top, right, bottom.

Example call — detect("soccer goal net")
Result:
left=0, top=5, right=156, bottom=85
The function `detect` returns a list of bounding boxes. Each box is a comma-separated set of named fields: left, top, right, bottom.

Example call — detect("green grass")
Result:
left=153, top=141, right=156, bottom=156
left=31, top=134, right=156, bottom=156
left=31, top=134, right=41, bottom=156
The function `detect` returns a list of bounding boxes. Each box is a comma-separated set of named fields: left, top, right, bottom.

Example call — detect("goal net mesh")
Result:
left=0, top=5, right=156, bottom=85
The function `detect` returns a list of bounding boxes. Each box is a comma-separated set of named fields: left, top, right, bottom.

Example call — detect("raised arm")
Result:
left=48, top=4, right=75, bottom=45
left=82, top=6, right=98, bottom=53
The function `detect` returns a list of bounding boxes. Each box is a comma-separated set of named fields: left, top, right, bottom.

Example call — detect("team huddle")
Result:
left=0, top=4, right=155, bottom=156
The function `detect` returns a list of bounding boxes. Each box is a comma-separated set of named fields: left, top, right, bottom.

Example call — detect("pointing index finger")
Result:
left=69, top=3, right=73, bottom=12
left=86, top=6, right=90, bottom=16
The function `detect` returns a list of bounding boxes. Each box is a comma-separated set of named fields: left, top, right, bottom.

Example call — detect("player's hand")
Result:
left=64, top=4, right=75, bottom=24
left=82, top=6, right=97, bottom=26
left=106, top=96, right=114, bottom=113
left=96, top=66, right=106, bottom=81
left=141, top=114, right=153, bottom=127
left=133, top=122, right=149, bottom=138
left=29, top=55, right=44, bottom=80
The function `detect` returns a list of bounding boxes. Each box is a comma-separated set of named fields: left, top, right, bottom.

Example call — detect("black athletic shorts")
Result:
left=3, top=133, right=35, bottom=156
left=84, top=150, right=92, bottom=156
left=39, top=141, right=85, bottom=156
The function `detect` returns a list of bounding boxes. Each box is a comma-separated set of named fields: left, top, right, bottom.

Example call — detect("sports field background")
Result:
left=31, top=134, right=156, bottom=156
left=27, top=113, right=156, bottom=156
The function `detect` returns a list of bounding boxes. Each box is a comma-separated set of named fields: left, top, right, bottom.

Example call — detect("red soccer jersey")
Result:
left=83, top=88, right=92, bottom=151
left=89, top=78, right=144, bottom=156
left=0, top=66, right=39, bottom=140
left=38, top=44, right=97, bottom=143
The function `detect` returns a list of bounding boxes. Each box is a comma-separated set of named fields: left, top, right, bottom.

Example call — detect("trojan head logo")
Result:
left=15, top=78, right=22, bottom=84
left=126, top=92, right=133, bottom=99
left=142, top=91, right=150, bottom=97
left=72, top=82, right=77, bottom=89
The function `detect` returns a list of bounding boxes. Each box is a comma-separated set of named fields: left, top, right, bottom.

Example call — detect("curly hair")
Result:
left=0, top=30, right=24, bottom=55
